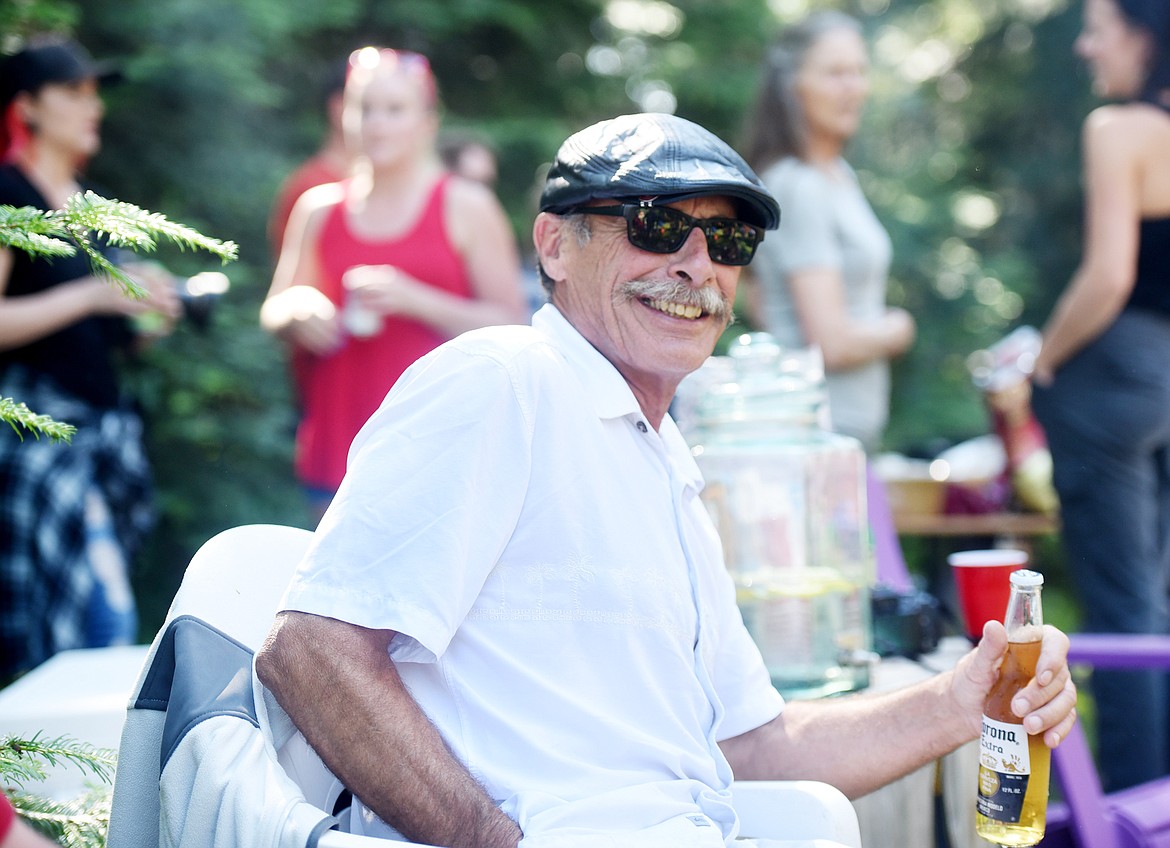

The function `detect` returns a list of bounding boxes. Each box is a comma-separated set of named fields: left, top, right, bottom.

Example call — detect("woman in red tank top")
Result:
left=261, top=47, right=527, bottom=518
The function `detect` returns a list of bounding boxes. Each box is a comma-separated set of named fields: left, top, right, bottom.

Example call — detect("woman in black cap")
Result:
left=1030, top=0, right=1170, bottom=792
left=0, top=37, right=180, bottom=682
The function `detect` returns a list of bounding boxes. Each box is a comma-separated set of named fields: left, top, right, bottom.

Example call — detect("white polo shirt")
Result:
left=282, top=305, right=785, bottom=846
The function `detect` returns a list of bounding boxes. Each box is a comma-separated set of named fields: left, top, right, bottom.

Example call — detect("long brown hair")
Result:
left=740, top=10, right=862, bottom=171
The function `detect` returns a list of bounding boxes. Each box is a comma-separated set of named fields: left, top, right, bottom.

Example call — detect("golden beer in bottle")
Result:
left=976, top=569, right=1049, bottom=847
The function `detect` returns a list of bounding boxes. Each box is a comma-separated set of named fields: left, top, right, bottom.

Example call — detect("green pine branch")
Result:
left=7, top=788, right=110, bottom=848
left=0, top=191, right=238, bottom=299
left=61, top=191, right=238, bottom=295
left=0, top=398, right=78, bottom=443
left=0, top=191, right=238, bottom=438
left=1, top=735, right=115, bottom=848
left=0, top=206, right=76, bottom=259
left=66, top=192, right=236, bottom=258
left=0, top=734, right=116, bottom=787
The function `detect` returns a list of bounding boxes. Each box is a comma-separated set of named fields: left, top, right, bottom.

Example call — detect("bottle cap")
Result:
left=1010, top=568, right=1043, bottom=587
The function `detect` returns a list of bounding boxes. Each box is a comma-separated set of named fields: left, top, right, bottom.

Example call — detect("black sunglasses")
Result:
left=565, top=204, right=763, bottom=267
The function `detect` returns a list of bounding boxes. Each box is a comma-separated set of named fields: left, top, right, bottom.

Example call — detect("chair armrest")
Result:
left=316, top=829, right=857, bottom=848
left=314, top=781, right=862, bottom=848
left=732, top=780, right=862, bottom=848
left=1067, top=634, right=1170, bottom=670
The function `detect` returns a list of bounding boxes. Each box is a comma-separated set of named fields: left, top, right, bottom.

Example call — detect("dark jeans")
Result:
left=1032, top=308, right=1170, bottom=792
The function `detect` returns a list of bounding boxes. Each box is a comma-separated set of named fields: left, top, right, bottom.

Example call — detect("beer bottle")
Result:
left=976, top=569, right=1049, bottom=847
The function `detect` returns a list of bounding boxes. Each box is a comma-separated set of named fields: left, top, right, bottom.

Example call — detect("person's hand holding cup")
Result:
left=948, top=548, right=1029, bottom=642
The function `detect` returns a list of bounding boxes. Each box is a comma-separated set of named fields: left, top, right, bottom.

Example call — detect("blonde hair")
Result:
left=345, top=46, right=438, bottom=109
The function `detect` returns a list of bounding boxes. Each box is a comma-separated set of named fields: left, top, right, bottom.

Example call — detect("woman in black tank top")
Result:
left=1030, top=0, right=1170, bottom=793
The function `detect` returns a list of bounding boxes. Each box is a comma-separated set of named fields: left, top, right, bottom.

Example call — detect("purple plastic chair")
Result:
left=866, top=465, right=915, bottom=592
left=1039, top=634, right=1170, bottom=848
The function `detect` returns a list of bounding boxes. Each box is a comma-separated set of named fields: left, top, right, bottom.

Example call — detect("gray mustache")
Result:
left=615, top=278, right=731, bottom=321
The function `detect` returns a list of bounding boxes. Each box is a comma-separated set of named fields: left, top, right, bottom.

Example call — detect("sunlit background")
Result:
left=2, top=0, right=1091, bottom=634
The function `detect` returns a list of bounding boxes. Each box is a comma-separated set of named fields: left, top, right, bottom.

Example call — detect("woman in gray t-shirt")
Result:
left=741, top=10, right=915, bottom=452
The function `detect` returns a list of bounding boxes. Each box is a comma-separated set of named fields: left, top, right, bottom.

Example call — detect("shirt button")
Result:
left=636, top=420, right=648, bottom=433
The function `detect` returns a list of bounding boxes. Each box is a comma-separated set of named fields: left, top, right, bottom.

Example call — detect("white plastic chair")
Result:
left=107, top=523, right=862, bottom=848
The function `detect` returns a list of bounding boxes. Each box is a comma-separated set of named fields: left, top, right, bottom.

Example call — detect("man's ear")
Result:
left=533, top=212, right=568, bottom=284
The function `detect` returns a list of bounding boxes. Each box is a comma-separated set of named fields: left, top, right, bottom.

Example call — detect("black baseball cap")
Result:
left=540, top=113, right=781, bottom=230
left=0, top=39, right=121, bottom=110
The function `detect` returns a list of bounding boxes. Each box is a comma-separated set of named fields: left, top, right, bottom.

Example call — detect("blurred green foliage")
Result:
left=3, top=0, right=1093, bottom=636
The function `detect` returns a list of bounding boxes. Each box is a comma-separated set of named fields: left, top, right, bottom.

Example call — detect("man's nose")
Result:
left=669, top=225, right=716, bottom=280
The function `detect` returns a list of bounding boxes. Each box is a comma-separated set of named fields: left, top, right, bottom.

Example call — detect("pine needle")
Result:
left=6, top=788, right=111, bottom=848
left=0, top=190, right=238, bottom=436
left=0, top=398, right=76, bottom=442
left=65, top=191, right=238, bottom=262
left=0, top=207, right=72, bottom=254
left=1, top=735, right=115, bottom=847
left=0, top=192, right=238, bottom=299
left=0, top=735, right=116, bottom=787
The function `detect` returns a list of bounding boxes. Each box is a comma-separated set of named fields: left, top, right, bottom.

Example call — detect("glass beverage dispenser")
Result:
left=681, top=333, right=875, bottom=699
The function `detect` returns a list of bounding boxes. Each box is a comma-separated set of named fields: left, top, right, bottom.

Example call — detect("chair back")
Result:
left=106, top=524, right=339, bottom=848
left=161, top=522, right=316, bottom=648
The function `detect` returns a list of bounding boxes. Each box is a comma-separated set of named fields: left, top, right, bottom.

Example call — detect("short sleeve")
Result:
left=281, top=343, right=534, bottom=662
left=763, top=163, right=842, bottom=273
left=676, top=472, right=786, bottom=740
left=708, top=562, right=786, bottom=740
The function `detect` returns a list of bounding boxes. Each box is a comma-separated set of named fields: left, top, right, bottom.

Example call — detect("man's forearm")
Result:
left=256, top=612, right=521, bottom=848
left=721, top=672, right=974, bottom=799
left=723, top=624, right=1075, bottom=799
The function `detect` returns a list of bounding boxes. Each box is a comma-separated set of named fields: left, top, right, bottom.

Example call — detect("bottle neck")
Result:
left=1004, top=587, right=1044, bottom=641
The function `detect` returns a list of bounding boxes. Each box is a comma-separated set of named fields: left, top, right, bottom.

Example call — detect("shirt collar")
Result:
left=531, top=304, right=704, bottom=492
left=532, top=304, right=643, bottom=422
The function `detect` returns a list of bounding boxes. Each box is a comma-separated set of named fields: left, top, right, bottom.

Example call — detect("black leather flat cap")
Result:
left=540, top=113, right=780, bottom=230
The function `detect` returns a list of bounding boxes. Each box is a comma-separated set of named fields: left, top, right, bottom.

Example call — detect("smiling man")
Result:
left=256, top=113, right=1077, bottom=848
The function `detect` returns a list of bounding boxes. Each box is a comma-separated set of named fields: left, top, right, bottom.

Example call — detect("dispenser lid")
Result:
left=697, top=332, right=828, bottom=426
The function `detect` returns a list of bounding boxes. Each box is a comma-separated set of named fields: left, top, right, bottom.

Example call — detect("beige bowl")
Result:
left=884, top=477, right=947, bottom=517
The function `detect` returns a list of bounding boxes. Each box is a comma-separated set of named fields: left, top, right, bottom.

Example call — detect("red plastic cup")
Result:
left=947, top=549, right=1029, bottom=642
